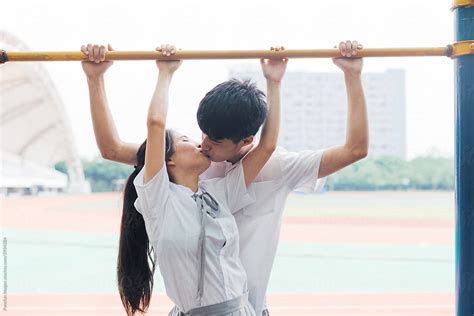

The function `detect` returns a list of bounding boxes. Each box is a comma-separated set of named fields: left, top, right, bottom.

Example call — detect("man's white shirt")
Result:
left=200, top=147, right=326, bottom=315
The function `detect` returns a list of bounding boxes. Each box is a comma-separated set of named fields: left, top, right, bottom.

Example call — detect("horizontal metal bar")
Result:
left=451, top=0, right=474, bottom=10
left=0, top=47, right=452, bottom=63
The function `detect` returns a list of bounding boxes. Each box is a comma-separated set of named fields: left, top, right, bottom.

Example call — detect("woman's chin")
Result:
left=197, top=154, right=211, bottom=169
left=198, top=151, right=211, bottom=161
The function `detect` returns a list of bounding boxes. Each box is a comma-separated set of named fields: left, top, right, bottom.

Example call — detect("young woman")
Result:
left=85, top=44, right=288, bottom=315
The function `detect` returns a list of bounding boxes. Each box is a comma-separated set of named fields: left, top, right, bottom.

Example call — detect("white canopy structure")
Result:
left=0, top=31, right=90, bottom=195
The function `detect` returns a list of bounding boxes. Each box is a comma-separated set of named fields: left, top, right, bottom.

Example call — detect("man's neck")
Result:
left=227, top=143, right=254, bottom=164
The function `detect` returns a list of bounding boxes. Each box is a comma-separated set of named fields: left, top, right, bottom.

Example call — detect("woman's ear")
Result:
left=166, top=159, right=176, bottom=167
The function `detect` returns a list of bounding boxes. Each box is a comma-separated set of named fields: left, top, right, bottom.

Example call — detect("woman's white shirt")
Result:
left=133, top=161, right=255, bottom=313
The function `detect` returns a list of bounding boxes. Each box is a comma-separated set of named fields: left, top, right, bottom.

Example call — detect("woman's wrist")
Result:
left=158, top=71, right=174, bottom=80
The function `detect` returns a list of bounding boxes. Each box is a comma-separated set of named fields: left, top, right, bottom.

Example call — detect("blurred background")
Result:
left=1, top=1, right=455, bottom=315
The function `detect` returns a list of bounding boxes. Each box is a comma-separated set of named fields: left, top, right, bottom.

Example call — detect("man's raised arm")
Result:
left=81, top=43, right=140, bottom=166
left=318, top=40, right=369, bottom=178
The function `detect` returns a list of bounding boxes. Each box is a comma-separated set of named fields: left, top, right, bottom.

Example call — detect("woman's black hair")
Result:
left=117, top=129, right=175, bottom=315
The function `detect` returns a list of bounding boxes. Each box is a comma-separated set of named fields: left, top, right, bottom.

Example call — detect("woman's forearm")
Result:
left=147, top=72, right=173, bottom=127
left=143, top=71, right=173, bottom=184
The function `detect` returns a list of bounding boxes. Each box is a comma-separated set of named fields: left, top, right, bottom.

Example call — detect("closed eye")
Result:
left=209, top=139, right=221, bottom=145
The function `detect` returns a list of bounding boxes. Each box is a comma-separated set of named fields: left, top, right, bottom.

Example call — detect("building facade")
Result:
left=229, top=68, right=406, bottom=159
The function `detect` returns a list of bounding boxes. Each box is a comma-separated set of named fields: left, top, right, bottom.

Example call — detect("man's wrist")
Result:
left=266, top=79, right=282, bottom=86
left=343, top=71, right=362, bottom=80
left=86, top=75, right=105, bottom=84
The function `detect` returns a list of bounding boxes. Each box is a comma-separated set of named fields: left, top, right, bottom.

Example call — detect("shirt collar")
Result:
left=172, top=182, right=204, bottom=196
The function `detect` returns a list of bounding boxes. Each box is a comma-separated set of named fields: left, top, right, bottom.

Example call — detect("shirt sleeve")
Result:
left=277, top=148, right=327, bottom=193
left=199, top=161, right=227, bottom=181
left=133, top=165, right=170, bottom=241
left=225, top=161, right=257, bottom=212
left=202, top=161, right=256, bottom=214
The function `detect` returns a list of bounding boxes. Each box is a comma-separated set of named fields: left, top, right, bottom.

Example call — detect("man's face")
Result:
left=201, top=133, right=244, bottom=162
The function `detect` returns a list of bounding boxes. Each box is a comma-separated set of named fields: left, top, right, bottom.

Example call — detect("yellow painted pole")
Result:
left=1, top=47, right=451, bottom=62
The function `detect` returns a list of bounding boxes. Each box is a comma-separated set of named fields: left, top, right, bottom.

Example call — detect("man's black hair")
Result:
left=197, top=78, right=267, bottom=143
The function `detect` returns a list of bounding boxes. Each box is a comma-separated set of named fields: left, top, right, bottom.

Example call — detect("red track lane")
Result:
left=2, top=194, right=454, bottom=246
left=2, top=193, right=455, bottom=315
left=4, top=293, right=454, bottom=316
left=279, top=223, right=454, bottom=245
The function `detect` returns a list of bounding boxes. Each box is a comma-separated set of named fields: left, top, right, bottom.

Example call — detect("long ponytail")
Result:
left=117, top=140, right=154, bottom=315
left=117, top=130, right=175, bottom=315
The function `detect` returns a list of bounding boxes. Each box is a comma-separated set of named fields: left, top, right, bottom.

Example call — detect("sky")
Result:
left=0, top=0, right=455, bottom=160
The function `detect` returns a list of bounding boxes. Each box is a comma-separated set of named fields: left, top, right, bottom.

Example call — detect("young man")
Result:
left=81, top=40, right=368, bottom=315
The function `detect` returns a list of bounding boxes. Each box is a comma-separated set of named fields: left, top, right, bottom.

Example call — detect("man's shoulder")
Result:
left=199, top=147, right=304, bottom=182
left=249, top=147, right=291, bottom=182
left=200, top=161, right=228, bottom=180
left=272, top=146, right=326, bottom=161
left=272, top=146, right=290, bottom=158
left=266, top=146, right=298, bottom=164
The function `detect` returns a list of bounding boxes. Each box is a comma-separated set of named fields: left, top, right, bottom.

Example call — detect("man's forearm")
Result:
left=241, top=79, right=281, bottom=187
left=87, top=75, right=123, bottom=159
left=258, top=80, right=281, bottom=151
left=343, top=73, right=368, bottom=157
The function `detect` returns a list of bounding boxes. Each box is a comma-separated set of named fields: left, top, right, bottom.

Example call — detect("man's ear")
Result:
left=166, top=159, right=176, bottom=167
left=241, top=135, right=254, bottom=146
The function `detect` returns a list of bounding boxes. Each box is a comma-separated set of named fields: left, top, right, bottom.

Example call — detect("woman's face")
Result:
left=168, top=130, right=211, bottom=173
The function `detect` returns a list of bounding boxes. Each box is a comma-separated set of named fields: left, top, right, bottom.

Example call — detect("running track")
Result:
left=1, top=192, right=455, bottom=315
